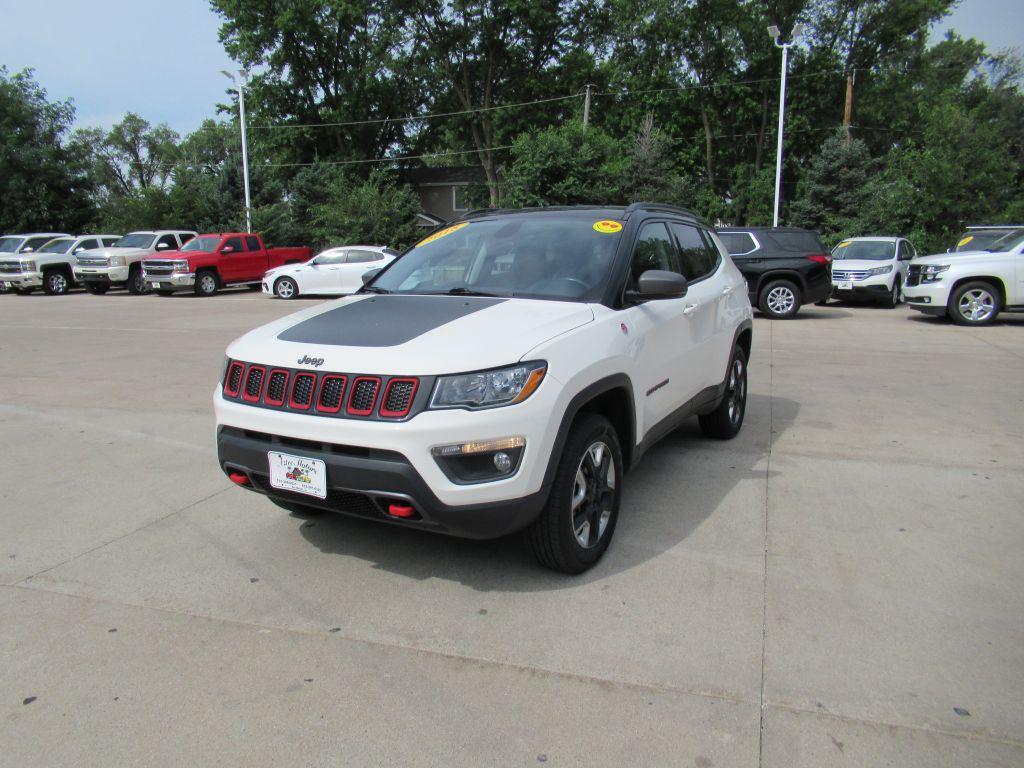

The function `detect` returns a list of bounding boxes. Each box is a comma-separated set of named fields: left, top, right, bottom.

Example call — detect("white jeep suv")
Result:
left=215, top=205, right=753, bottom=573
left=905, top=228, right=1024, bottom=326
left=830, top=236, right=917, bottom=307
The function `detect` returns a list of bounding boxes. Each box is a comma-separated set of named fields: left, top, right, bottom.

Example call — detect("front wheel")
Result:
left=949, top=281, right=1000, bottom=326
left=527, top=413, right=622, bottom=574
left=883, top=277, right=902, bottom=308
left=758, top=279, right=801, bottom=319
left=699, top=346, right=748, bottom=439
left=194, top=271, right=219, bottom=297
left=274, top=276, right=299, bottom=300
left=43, top=270, right=71, bottom=295
left=127, top=265, right=149, bottom=295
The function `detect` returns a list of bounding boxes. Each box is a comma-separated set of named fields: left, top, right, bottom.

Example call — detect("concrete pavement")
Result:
left=1, top=290, right=1022, bottom=766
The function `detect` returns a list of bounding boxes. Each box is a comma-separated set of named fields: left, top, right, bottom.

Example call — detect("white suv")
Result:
left=215, top=205, right=753, bottom=573
left=830, top=236, right=917, bottom=307
left=905, top=228, right=1024, bottom=325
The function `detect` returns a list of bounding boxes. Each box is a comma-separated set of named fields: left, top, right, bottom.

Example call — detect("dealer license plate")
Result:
left=836, top=280, right=853, bottom=291
left=267, top=451, right=327, bottom=498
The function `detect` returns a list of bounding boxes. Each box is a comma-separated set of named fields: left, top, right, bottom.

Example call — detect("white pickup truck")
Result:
left=74, top=230, right=196, bottom=294
left=0, top=233, right=69, bottom=293
left=1, top=234, right=121, bottom=295
left=905, top=228, right=1024, bottom=325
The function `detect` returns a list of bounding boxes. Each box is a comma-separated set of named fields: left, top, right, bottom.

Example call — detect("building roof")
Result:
left=404, top=165, right=487, bottom=185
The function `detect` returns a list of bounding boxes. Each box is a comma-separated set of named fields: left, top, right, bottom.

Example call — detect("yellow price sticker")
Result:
left=837, top=240, right=851, bottom=248
left=593, top=220, right=623, bottom=234
left=957, top=235, right=974, bottom=247
left=417, top=221, right=469, bottom=247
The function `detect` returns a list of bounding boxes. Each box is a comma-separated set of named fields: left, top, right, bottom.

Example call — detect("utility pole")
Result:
left=768, top=24, right=804, bottom=228
left=582, top=84, right=593, bottom=129
left=222, top=69, right=253, bottom=233
left=843, top=70, right=856, bottom=145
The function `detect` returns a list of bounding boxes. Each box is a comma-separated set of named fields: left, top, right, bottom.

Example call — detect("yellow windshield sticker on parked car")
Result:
left=593, top=220, right=623, bottom=234
left=958, top=235, right=974, bottom=247
left=837, top=240, right=851, bottom=247
left=418, top=222, right=469, bottom=247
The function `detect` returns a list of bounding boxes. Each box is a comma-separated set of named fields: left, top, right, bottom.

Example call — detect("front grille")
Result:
left=144, top=261, right=174, bottom=276
left=244, top=366, right=266, bottom=401
left=0, top=262, right=23, bottom=274
left=249, top=474, right=383, bottom=519
left=222, top=360, right=422, bottom=421
left=907, top=266, right=922, bottom=287
left=832, top=269, right=871, bottom=281
left=77, top=256, right=108, bottom=267
left=348, top=377, right=380, bottom=415
left=265, top=370, right=289, bottom=405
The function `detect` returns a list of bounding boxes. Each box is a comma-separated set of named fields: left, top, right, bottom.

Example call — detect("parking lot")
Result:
left=1, top=290, right=1022, bottom=766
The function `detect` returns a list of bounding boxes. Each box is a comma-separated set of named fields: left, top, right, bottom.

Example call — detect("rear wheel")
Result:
left=527, top=413, right=622, bottom=574
left=949, top=281, right=1000, bottom=326
left=83, top=282, right=109, bottom=295
left=194, top=270, right=219, bottom=297
left=699, top=346, right=748, bottom=439
left=127, top=265, right=149, bottom=295
left=275, top=276, right=299, bottom=299
left=43, top=269, right=71, bottom=295
left=758, top=279, right=801, bottom=319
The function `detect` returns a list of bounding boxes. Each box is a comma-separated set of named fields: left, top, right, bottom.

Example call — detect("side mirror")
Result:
left=157, top=242, right=170, bottom=250
left=625, top=270, right=688, bottom=303
left=361, top=268, right=382, bottom=285
left=221, top=246, right=234, bottom=254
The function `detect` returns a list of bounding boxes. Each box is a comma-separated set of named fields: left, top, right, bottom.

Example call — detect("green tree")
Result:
left=0, top=67, right=94, bottom=232
left=310, top=168, right=422, bottom=249
left=789, top=129, right=874, bottom=242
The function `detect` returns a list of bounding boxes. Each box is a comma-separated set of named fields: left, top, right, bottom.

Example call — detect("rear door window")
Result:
left=629, top=223, right=680, bottom=285
left=245, top=235, right=260, bottom=252
left=669, top=223, right=717, bottom=281
left=346, top=249, right=383, bottom=263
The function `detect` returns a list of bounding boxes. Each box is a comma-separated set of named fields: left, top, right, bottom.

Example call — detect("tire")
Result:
left=274, top=276, right=299, bottom=300
left=194, top=270, right=219, bottom=297
left=758, top=279, right=801, bottom=319
left=84, top=282, right=109, bottom=295
left=699, top=346, right=748, bottom=439
left=526, top=413, right=623, bottom=574
left=949, top=281, right=1001, bottom=326
left=883, top=276, right=901, bottom=308
left=155, top=289, right=176, bottom=297
left=127, top=265, right=149, bottom=295
left=43, top=269, right=71, bottom=295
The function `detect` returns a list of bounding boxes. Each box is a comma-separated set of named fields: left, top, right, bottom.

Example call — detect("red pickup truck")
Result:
left=141, top=233, right=311, bottom=296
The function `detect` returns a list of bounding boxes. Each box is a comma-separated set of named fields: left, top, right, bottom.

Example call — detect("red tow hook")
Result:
left=387, top=502, right=416, bottom=518
left=227, top=471, right=251, bottom=487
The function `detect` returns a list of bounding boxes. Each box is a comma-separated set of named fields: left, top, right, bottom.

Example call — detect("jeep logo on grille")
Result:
left=297, top=355, right=325, bottom=368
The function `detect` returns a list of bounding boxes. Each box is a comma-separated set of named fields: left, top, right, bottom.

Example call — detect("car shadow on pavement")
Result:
left=296, top=393, right=795, bottom=591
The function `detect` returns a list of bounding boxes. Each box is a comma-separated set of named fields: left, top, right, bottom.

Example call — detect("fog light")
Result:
left=493, top=451, right=512, bottom=473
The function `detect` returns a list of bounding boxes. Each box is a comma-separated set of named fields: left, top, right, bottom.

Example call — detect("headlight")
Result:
left=109, top=255, right=126, bottom=267
left=868, top=264, right=893, bottom=276
left=22, top=260, right=36, bottom=272
left=430, top=361, right=547, bottom=410
left=921, top=264, right=949, bottom=283
left=172, top=260, right=190, bottom=273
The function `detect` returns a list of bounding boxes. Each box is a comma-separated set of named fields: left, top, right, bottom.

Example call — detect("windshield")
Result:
left=985, top=228, right=1024, bottom=253
left=114, top=233, right=156, bottom=249
left=832, top=240, right=895, bottom=260
left=181, top=236, right=221, bottom=252
left=954, top=230, right=1016, bottom=252
left=38, top=238, right=74, bottom=254
left=0, top=237, right=25, bottom=253
left=367, top=213, right=623, bottom=302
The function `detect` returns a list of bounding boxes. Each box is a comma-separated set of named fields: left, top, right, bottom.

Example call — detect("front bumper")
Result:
left=146, top=272, right=195, bottom=289
left=904, top=281, right=949, bottom=315
left=75, top=265, right=130, bottom=283
left=831, top=275, right=892, bottom=297
left=1, top=272, right=42, bottom=288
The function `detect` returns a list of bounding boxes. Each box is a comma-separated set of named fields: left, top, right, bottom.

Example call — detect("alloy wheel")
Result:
left=276, top=279, right=295, bottom=299
left=48, top=273, right=68, bottom=294
left=958, top=288, right=995, bottom=323
left=571, top=441, right=616, bottom=549
left=199, top=274, right=217, bottom=294
left=766, top=286, right=795, bottom=315
left=727, top=357, right=747, bottom=424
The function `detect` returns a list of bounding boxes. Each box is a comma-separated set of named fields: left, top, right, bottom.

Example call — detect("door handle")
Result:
left=721, top=286, right=733, bottom=297
left=682, top=304, right=698, bottom=316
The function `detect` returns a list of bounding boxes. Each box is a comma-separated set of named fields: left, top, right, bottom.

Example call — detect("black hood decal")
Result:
left=277, top=295, right=506, bottom=347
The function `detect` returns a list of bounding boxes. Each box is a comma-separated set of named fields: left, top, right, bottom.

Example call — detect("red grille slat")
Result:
left=264, top=369, right=290, bottom=406
left=347, top=377, right=381, bottom=416
left=242, top=365, right=266, bottom=402
left=316, top=375, right=347, bottom=413
left=379, top=377, right=419, bottom=418
left=289, top=372, right=317, bottom=410
left=224, top=361, right=245, bottom=397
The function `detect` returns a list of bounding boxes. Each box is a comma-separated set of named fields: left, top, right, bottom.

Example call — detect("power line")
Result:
left=250, top=94, right=580, bottom=130
left=260, top=144, right=515, bottom=168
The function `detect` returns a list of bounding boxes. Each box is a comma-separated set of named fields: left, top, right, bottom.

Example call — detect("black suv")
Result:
left=715, top=227, right=832, bottom=319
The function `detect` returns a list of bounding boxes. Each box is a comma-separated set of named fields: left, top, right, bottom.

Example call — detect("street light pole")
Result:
left=768, top=24, right=803, bottom=228
left=222, top=70, right=252, bottom=233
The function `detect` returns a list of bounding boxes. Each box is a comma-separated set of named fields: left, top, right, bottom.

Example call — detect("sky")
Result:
left=0, top=0, right=1021, bottom=138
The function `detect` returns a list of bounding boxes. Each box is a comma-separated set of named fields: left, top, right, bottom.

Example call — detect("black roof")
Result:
left=463, top=202, right=701, bottom=222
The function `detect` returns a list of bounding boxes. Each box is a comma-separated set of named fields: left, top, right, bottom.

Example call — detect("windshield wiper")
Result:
left=441, top=287, right=500, bottom=297
left=359, top=285, right=390, bottom=294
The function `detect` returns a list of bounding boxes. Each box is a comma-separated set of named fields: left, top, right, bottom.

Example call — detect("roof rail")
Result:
left=624, top=201, right=699, bottom=218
